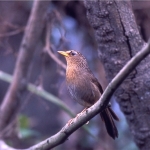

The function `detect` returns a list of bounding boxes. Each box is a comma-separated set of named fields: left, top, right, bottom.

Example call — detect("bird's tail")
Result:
left=100, top=107, right=119, bottom=139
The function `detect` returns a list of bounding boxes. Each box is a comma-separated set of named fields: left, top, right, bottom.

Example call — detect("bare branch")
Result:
left=0, top=0, right=50, bottom=133
left=43, top=12, right=66, bottom=70
left=0, top=27, right=25, bottom=38
left=0, top=17, right=20, bottom=29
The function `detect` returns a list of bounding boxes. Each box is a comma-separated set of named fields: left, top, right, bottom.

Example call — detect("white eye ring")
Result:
left=70, top=50, right=77, bottom=56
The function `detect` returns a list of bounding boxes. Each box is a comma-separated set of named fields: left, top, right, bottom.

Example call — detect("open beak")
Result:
left=58, top=51, right=69, bottom=57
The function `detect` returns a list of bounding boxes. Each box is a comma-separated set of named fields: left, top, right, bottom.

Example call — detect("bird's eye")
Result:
left=70, top=51, right=77, bottom=56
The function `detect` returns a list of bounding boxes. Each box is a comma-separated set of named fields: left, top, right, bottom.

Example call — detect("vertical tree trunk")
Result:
left=84, top=0, right=150, bottom=149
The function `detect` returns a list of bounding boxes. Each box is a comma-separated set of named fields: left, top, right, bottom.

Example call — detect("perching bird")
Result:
left=58, top=50, right=119, bottom=139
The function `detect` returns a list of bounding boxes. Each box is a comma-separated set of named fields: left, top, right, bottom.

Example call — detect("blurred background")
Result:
left=0, top=1, right=149, bottom=150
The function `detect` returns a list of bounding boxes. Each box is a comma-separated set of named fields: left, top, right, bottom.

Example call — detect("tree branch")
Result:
left=43, top=12, right=66, bottom=70
left=0, top=0, right=50, bottom=132
left=0, top=27, right=25, bottom=38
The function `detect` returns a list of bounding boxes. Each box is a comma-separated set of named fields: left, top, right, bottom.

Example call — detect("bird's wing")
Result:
left=80, top=71, right=102, bottom=104
left=91, top=77, right=103, bottom=94
left=87, top=69, right=103, bottom=94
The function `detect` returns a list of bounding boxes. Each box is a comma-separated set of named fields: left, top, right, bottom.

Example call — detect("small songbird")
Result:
left=58, top=50, right=119, bottom=139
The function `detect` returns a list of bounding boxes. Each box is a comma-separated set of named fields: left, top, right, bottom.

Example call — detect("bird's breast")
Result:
left=66, top=68, right=100, bottom=107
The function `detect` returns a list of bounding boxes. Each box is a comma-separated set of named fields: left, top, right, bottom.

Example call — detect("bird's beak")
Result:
left=58, top=51, right=69, bottom=57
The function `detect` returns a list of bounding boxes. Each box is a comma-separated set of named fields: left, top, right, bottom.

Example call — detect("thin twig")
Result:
left=44, top=19, right=66, bottom=70
left=0, top=17, right=20, bottom=29
left=0, top=27, right=25, bottom=38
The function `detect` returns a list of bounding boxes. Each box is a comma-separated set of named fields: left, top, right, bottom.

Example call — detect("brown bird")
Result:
left=58, top=50, right=119, bottom=139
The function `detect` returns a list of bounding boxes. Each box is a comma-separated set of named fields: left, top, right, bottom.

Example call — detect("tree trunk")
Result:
left=84, top=0, right=150, bottom=149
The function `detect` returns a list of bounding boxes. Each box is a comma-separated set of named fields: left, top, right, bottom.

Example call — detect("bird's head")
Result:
left=58, top=50, right=88, bottom=69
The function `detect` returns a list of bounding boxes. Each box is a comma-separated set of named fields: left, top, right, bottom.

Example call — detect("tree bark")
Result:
left=84, top=0, right=150, bottom=149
